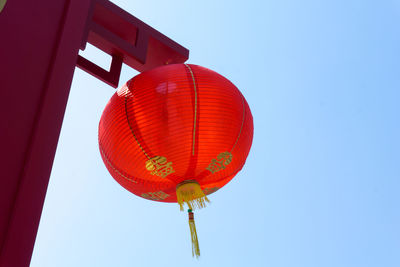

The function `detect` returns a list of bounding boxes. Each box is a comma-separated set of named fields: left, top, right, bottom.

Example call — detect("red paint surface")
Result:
left=77, top=0, right=189, bottom=88
left=0, top=1, right=92, bottom=266
left=0, top=0, right=188, bottom=266
left=98, top=64, right=253, bottom=202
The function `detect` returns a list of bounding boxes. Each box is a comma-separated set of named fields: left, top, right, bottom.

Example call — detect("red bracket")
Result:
left=76, top=0, right=189, bottom=88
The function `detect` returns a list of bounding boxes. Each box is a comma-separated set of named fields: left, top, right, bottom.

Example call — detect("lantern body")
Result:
left=99, top=64, right=253, bottom=203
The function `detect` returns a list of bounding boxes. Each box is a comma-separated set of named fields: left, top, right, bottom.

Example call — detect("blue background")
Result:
left=31, top=0, right=400, bottom=266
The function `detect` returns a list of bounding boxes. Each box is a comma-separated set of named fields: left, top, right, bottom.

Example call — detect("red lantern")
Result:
left=99, top=64, right=253, bottom=257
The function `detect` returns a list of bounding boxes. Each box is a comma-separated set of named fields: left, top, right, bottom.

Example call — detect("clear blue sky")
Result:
left=31, top=0, right=400, bottom=266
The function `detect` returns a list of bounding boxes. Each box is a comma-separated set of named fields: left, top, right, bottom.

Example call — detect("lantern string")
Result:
left=124, top=81, right=150, bottom=160
left=188, top=209, right=200, bottom=258
left=184, top=64, right=198, bottom=156
left=231, top=94, right=246, bottom=153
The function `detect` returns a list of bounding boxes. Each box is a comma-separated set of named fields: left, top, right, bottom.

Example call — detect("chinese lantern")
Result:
left=99, top=64, right=253, bottom=257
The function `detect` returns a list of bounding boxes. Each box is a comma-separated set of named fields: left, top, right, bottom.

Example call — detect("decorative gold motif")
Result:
left=203, top=187, right=220, bottom=195
left=145, top=156, right=175, bottom=178
left=141, top=191, right=170, bottom=201
left=206, top=152, right=233, bottom=173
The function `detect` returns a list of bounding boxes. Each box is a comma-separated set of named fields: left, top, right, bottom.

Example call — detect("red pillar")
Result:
left=0, top=1, right=188, bottom=266
left=0, top=1, right=92, bottom=266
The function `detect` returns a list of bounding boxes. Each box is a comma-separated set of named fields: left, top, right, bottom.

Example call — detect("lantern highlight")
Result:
left=99, top=64, right=253, bottom=257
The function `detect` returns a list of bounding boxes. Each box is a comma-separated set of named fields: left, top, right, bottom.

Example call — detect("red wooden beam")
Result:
left=77, top=0, right=189, bottom=87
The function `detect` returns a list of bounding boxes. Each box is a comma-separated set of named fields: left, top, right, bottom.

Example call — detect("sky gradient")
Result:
left=31, top=1, right=400, bottom=266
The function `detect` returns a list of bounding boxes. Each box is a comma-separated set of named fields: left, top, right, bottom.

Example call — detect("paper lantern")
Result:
left=99, top=64, right=253, bottom=257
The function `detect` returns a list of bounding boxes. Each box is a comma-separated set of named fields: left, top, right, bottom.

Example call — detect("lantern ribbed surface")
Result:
left=99, top=64, right=253, bottom=203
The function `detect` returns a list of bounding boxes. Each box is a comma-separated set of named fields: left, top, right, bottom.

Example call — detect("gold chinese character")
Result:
left=206, top=152, right=233, bottom=173
left=145, top=156, right=175, bottom=178
left=141, top=191, right=170, bottom=201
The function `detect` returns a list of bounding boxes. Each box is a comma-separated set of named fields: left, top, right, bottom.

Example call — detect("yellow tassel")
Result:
left=188, top=209, right=200, bottom=258
left=176, top=180, right=209, bottom=211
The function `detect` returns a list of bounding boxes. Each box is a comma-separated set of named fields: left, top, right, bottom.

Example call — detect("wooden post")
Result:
left=0, top=1, right=188, bottom=266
